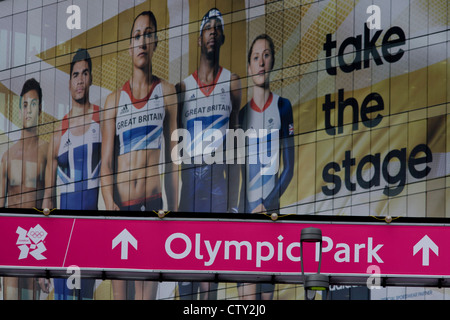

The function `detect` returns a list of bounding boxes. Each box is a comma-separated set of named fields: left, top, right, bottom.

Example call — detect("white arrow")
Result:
left=413, top=235, right=438, bottom=266
left=112, top=229, right=138, bottom=260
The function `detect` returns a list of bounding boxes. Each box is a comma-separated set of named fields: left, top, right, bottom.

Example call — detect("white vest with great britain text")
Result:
left=181, top=67, right=232, bottom=162
left=116, top=79, right=165, bottom=155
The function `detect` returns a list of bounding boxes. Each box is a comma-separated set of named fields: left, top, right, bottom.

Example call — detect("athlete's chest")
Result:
left=245, top=97, right=281, bottom=132
left=182, top=71, right=232, bottom=122
left=59, top=122, right=101, bottom=154
left=116, top=86, right=165, bottom=133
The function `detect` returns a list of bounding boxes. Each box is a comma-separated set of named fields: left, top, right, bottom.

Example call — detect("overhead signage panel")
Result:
left=1, top=214, right=449, bottom=285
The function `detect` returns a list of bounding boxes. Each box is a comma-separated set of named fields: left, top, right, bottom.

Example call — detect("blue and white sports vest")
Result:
left=57, top=105, right=101, bottom=210
left=116, top=79, right=165, bottom=155
left=181, top=67, right=232, bottom=162
left=239, top=93, right=294, bottom=212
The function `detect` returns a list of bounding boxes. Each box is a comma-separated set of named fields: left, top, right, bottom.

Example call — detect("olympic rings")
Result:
left=29, top=231, right=45, bottom=238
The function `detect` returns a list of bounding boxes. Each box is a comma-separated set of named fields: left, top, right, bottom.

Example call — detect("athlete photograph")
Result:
left=43, top=48, right=99, bottom=300
left=100, top=10, right=178, bottom=300
left=237, top=33, right=295, bottom=300
left=0, top=78, right=48, bottom=300
left=176, top=7, right=242, bottom=300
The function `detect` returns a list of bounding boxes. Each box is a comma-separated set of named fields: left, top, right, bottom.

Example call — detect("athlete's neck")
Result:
left=198, top=57, right=221, bottom=85
left=21, top=127, right=39, bottom=140
left=131, top=66, right=155, bottom=99
left=252, top=85, right=271, bottom=110
left=70, top=99, right=92, bottom=117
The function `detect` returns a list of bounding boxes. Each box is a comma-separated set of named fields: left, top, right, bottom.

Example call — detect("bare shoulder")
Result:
left=1, top=148, right=9, bottom=164
left=104, top=90, right=121, bottom=110
left=38, top=139, right=49, bottom=150
left=8, top=140, right=23, bottom=157
left=230, top=72, right=242, bottom=91
left=37, top=138, right=50, bottom=163
left=175, top=79, right=186, bottom=94
left=38, top=138, right=49, bottom=149
left=230, top=72, right=241, bottom=81
left=160, top=79, right=176, bottom=96
left=102, top=90, right=121, bottom=122
left=50, top=121, right=63, bottom=144
left=160, top=79, right=177, bottom=110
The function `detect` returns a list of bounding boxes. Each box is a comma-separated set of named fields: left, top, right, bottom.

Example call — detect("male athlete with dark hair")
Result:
left=44, top=48, right=101, bottom=212
left=101, top=11, right=178, bottom=300
left=43, top=48, right=100, bottom=299
left=0, top=78, right=48, bottom=299
left=176, top=8, right=242, bottom=300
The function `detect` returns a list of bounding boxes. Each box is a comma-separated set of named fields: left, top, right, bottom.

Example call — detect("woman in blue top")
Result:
left=239, top=34, right=295, bottom=215
left=238, top=34, right=295, bottom=300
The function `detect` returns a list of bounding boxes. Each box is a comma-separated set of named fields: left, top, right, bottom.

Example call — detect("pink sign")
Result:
left=0, top=214, right=448, bottom=279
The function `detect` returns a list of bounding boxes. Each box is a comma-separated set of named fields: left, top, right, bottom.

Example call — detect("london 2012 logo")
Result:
left=16, top=224, right=48, bottom=260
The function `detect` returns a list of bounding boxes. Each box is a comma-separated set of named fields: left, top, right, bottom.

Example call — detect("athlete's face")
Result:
left=199, top=18, right=224, bottom=56
left=248, top=39, right=274, bottom=87
left=130, top=15, right=157, bottom=69
left=70, top=60, right=91, bottom=104
left=20, top=89, right=40, bottom=129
